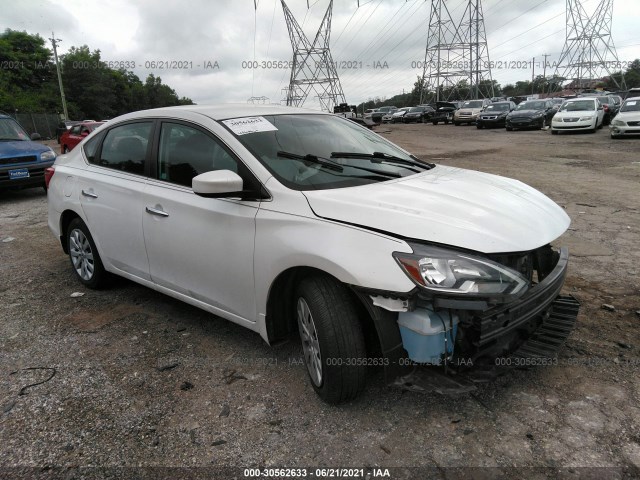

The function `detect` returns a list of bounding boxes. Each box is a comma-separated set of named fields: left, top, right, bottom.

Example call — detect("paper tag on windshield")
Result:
left=627, top=101, right=637, bottom=106
left=222, top=117, right=278, bottom=135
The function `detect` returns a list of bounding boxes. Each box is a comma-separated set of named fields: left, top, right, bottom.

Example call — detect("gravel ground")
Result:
left=1, top=126, right=639, bottom=479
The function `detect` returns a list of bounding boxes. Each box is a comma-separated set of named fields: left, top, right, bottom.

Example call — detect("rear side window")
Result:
left=157, top=122, right=239, bottom=187
left=82, top=133, right=102, bottom=163
left=95, top=122, right=152, bottom=175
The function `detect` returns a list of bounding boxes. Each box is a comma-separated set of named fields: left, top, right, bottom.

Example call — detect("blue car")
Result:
left=0, top=114, right=56, bottom=190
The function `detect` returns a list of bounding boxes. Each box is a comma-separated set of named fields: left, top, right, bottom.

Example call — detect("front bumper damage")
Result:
left=355, top=246, right=579, bottom=395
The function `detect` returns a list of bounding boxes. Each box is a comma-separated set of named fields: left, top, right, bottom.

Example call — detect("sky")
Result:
left=2, top=0, right=639, bottom=110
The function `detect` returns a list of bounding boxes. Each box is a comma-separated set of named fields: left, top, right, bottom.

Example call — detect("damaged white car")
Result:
left=47, top=105, right=579, bottom=404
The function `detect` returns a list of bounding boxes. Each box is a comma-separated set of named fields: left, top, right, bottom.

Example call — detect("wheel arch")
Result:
left=59, top=209, right=82, bottom=254
left=264, top=266, right=382, bottom=358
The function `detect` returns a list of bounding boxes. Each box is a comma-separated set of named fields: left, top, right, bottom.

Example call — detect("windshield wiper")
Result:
left=330, top=151, right=433, bottom=172
left=277, top=151, right=343, bottom=172
left=277, top=150, right=402, bottom=179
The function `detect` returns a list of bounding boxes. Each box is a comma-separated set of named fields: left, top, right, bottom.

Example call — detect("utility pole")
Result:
left=542, top=53, right=549, bottom=94
left=49, top=32, right=69, bottom=120
left=532, top=56, right=535, bottom=95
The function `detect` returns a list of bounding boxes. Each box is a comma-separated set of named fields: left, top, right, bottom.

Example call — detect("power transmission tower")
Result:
left=420, top=0, right=494, bottom=103
left=281, top=0, right=346, bottom=111
left=553, top=0, right=626, bottom=92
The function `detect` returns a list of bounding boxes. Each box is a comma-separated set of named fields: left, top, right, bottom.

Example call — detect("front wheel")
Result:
left=295, top=275, right=366, bottom=404
left=476, top=124, right=482, bottom=129
left=67, top=218, right=109, bottom=289
left=432, top=121, right=438, bottom=125
left=551, top=129, right=558, bottom=135
left=506, top=126, right=513, bottom=131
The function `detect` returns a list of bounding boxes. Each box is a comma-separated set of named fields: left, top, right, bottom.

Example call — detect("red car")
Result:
left=60, top=122, right=104, bottom=153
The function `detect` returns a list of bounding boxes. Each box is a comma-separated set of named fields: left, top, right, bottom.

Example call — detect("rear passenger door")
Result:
left=142, top=121, right=259, bottom=323
left=78, top=121, right=153, bottom=280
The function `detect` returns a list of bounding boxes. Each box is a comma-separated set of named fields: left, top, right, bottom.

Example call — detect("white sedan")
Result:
left=47, top=105, right=578, bottom=403
left=551, top=98, right=604, bottom=134
left=610, top=96, right=640, bottom=139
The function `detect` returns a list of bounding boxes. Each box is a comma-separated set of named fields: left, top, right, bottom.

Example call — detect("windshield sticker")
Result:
left=627, top=101, right=637, bottom=106
left=222, top=116, right=278, bottom=135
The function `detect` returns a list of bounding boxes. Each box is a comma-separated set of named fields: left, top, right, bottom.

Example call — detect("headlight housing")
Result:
left=394, top=244, right=529, bottom=301
left=579, top=115, right=595, bottom=121
left=612, top=119, right=625, bottom=126
left=41, top=149, right=56, bottom=161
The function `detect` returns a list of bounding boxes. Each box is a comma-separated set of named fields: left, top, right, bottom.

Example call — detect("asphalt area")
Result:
left=1, top=124, right=639, bottom=478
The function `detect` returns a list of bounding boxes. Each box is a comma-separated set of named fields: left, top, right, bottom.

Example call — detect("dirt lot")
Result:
left=1, top=126, right=639, bottom=478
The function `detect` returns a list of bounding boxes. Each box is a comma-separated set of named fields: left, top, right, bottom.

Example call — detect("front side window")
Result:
left=157, top=122, right=239, bottom=187
left=96, top=122, right=152, bottom=174
left=228, top=114, right=431, bottom=191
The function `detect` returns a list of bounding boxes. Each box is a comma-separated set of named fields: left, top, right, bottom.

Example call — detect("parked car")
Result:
left=372, top=106, right=397, bottom=123
left=609, top=96, right=640, bottom=139
left=403, top=105, right=434, bottom=123
left=549, top=98, right=565, bottom=111
left=453, top=99, right=491, bottom=125
left=430, top=101, right=458, bottom=125
left=476, top=101, right=515, bottom=129
left=56, top=120, right=81, bottom=144
left=0, top=114, right=57, bottom=191
left=389, top=107, right=411, bottom=123
left=505, top=100, right=556, bottom=131
left=588, top=96, right=618, bottom=125
left=60, top=122, right=105, bottom=153
left=47, top=104, right=578, bottom=404
left=551, top=98, right=604, bottom=134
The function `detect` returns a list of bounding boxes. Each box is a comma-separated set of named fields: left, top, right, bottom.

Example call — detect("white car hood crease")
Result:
left=302, top=165, right=570, bottom=254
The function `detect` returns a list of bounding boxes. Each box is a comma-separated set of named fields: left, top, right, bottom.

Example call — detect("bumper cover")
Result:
left=0, top=161, right=55, bottom=188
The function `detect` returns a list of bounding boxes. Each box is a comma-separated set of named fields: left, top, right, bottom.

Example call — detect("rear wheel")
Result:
left=506, top=126, right=513, bottom=131
left=295, top=275, right=366, bottom=404
left=432, top=121, right=438, bottom=125
left=66, top=218, right=108, bottom=289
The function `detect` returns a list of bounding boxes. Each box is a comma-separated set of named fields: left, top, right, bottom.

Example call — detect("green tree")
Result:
left=0, top=29, right=58, bottom=112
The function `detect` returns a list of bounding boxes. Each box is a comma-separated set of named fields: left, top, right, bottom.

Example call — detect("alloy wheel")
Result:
left=69, top=228, right=95, bottom=281
left=297, top=297, right=323, bottom=387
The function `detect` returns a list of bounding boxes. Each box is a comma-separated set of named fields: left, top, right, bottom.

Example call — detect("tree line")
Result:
left=0, top=29, right=193, bottom=120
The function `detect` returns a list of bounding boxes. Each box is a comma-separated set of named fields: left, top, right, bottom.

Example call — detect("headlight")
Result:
left=612, top=119, right=625, bottom=126
left=579, top=115, right=595, bottom=121
left=533, top=112, right=543, bottom=117
left=41, top=149, right=56, bottom=161
left=394, top=244, right=529, bottom=301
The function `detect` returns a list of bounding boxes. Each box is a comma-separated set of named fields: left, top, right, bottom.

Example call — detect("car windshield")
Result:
left=0, top=118, right=30, bottom=141
left=485, top=104, right=510, bottom=111
left=462, top=101, right=483, bottom=108
left=516, top=101, right=545, bottom=111
left=227, top=114, right=430, bottom=191
left=620, top=99, right=640, bottom=112
left=560, top=100, right=596, bottom=112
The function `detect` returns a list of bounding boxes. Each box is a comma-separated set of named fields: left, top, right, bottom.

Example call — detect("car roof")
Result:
left=114, top=104, right=329, bottom=122
left=624, top=96, right=640, bottom=102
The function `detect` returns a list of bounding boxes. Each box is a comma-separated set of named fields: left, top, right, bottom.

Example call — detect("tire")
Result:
left=454, top=121, right=460, bottom=126
left=506, top=126, right=513, bottom=131
left=66, top=218, right=109, bottom=289
left=62, top=145, right=69, bottom=154
left=444, top=119, right=449, bottom=125
left=295, top=275, right=366, bottom=404
left=476, top=124, right=482, bottom=129
left=610, top=133, right=619, bottom=139
left=432, top=121, right=438, bottom=125
left=551, top=129, right=558, bottom=135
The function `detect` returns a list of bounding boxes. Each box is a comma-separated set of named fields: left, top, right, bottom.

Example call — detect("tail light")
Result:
left=45, top=166, right=55, bottom=189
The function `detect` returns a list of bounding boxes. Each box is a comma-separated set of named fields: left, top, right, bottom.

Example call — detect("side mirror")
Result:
left=597, top=105, right=603, bottom=110
left=193, top=170, right=243, bottom=198
left=30, top=132, right=41, bottom=141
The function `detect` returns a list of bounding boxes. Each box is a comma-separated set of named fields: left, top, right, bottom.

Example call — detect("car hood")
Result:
left=508, top=109, right=544, bottom=117
left=554, top=109, right=595, bottom=118
left=614, top=111, right=640, bottom=120
left=0, top=140, right=50, bottom=158
left=302, top=165, right=570, bottom=254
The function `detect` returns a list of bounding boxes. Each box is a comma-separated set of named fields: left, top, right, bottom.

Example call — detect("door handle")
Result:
left=81, top=189, right=98, bottom=198
left=145, top=206, right=169, bottom=217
